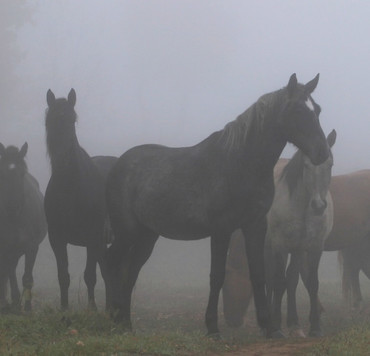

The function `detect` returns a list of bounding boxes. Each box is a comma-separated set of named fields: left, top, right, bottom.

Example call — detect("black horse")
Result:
left=106, top=74, right=330, bottom=337
left=44, top=89, right=117, bottom=310
left=0, top=143, right=47, bottom=312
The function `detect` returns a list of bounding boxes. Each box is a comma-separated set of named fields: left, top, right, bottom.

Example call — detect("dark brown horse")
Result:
left=106, top=74, right=330, bottom=337
left=338, top=236, right=370, bottom=309
left=0, top=143, right=47, bottom=312
left=44, top=89, right=117, bottom=310
left=325, top=170, right=370, bottom=309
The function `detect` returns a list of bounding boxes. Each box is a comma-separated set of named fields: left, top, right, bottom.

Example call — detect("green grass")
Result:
left=306, top=323, right=370, bottom=356
left=3, top=277, right=370, bottom=355
left=0, top=308, right=236, bottom=355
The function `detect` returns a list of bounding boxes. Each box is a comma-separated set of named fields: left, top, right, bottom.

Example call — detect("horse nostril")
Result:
left=311, top=199, right=327, bottom=215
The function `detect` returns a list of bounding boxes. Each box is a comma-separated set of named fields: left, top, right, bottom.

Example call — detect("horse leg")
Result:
left=286, top=252, right=305, bottom=337
left=270, top=252, right=287, bottom=336
left=350, top=266, right=362, bottom=310
left=8, top=262, right=21, bottom=311
left=264, top=245, right=274, bottom=311
left=22, top=245, right=39, bottom=311
left=205, top=234, right=230, bottom=337
left=305, top=250, right=323, bottom=337
left=85, top=245, right=99, bottom=310
left=340, top=250, right=352, bottom=307
left=342, top=246, right=365, bottom=309
left=121, top=234, right=158, bottom=330
left=264, top=245, right=282, bottom=333
left=301, top=254, right=325, bottom=314
left=107, top=239, right=134, bottom=325
left=97, top=246, right=112, bottom=312
left=242, top=217, right=273, bottom=337
left=0, top=262, right=10, bottom=310
left=50, top=238, right=70, bottom=310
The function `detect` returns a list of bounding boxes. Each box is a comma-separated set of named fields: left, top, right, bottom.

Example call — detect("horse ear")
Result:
left=327, top=129, right=337, bottom=148
left=68, top=89, right=76, bottom=107
left=19, top=142, right=28, bottom=158
left=0, top=143, right=5, bottom=157
left=304, top=74, right=320, bottom=95
left=287, top=73, right=297, bottom=96
left=47, top=89, right=56, bottom=107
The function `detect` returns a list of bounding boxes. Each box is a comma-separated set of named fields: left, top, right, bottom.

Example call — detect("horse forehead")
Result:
left=305, top=98, right=315, bottom=112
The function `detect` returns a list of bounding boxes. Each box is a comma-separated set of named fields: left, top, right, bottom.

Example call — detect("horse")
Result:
left=106, top=74, right=330, bottom=338
left=265, top=130, right=336, bottom=338
left=338, top=236, right=370, bottom=309
left=324, top=169, right=370, bottom=309
left=0, top=143, right=47, bottom=312
left=44, top=89, right=117, bottom=310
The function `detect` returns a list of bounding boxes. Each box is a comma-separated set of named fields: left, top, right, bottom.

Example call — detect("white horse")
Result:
left=265, top=129, right=336, bottom=337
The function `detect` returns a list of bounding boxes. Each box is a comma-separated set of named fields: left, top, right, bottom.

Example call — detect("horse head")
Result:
left=279, top=74, right=329, bottom=166
left=302, top=129, right=336, bottom=216
left=0, top=142, right=28, bottom=220
left=45, top=89, right=78, bottom=159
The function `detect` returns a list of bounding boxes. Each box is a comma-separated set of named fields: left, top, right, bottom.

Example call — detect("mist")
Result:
left=2, top=0, right=370, bottom=305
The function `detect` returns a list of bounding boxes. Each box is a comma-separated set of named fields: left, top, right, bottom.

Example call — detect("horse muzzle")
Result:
left=311, top=198, right=327, bottom=216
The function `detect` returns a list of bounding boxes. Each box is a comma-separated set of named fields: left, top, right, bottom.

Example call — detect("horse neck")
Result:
left=47, top=126, right=81, bottom=174
left=222, top=104, right=287, bottom=179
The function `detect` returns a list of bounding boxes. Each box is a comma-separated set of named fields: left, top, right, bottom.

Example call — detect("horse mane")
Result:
left=219, top=89, right=284, bottom=151
left=280, top=149, right=304, bottom=195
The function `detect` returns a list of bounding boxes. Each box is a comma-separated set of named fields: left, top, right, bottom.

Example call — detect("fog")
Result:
left=3, top=1, right=370, bottom=304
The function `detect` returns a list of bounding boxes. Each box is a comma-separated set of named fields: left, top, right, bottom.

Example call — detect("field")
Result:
left=2, top=240, right=370, bottom=355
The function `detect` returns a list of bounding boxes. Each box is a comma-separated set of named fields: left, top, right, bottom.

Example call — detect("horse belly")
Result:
left=139, top=211, right=210, bottom=240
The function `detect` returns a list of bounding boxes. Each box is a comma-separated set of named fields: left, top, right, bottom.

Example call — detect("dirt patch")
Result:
left=226, top=338, right=320, bottom=356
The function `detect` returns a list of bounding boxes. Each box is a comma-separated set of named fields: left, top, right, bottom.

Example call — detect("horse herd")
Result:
left=1, top=74, right=360, bottom=339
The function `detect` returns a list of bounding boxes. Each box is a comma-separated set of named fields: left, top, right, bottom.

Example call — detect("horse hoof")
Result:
left=206, top=332, right=222, bottom=340
left=270, top=330, right=286, bottom=339
left=289, top=327, right=306, bottom=338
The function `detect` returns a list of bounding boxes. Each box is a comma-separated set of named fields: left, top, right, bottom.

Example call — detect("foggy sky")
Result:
left=4, top=1, right=370, bottom=295
left=5, top=0, right=370, bottom=192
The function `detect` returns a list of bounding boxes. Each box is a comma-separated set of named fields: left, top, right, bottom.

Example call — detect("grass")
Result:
left=3, top=262, right=370, bottom=355
left=306, top=323, right=370, bottom=356
left=0, top=308, right=236, bottom=355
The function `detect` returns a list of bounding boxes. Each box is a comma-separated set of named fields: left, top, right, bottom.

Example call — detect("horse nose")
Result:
left=311, top=198, right=327, bottom=215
